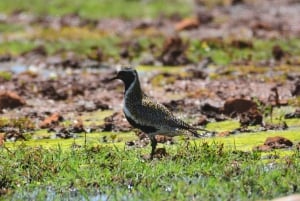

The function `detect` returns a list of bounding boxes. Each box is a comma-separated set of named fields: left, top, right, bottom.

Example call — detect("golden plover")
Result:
left=111, top=68, right=201, bottom=159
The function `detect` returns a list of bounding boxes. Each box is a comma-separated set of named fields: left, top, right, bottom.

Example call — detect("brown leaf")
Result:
left=40, top=113, right=63, bottom=129
left=175, top=17, right=199, bottom=31
left=0, top=91, right=26, bottom=110
left=217, top=131, right=230, bottom=137
left=0, top=133, right=5, bottom=146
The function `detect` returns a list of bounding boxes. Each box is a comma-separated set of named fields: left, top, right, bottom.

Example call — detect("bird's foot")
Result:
left=142, top=147, right=168, bottom=160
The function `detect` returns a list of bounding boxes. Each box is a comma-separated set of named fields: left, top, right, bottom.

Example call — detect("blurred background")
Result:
left=0, top=0, right=299, bottom=68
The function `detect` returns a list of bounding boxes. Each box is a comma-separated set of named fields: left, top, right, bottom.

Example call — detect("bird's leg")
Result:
left=149, top=135, right=157, bottom=160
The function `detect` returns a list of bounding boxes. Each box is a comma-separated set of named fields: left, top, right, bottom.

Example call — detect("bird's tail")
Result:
left=188, top=127, right=211, bottom=138
left=188, top=129, right=203, bottom=138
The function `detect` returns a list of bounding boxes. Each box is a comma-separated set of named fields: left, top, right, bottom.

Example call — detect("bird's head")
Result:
left=109, top=67, right=138, bottom=85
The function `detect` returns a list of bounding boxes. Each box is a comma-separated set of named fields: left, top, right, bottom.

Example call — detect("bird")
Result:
left=110, top=67, right=202, bottom=159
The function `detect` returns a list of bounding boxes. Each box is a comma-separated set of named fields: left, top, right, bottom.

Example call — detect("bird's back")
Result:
left=126, top=95, right=197, bottom=136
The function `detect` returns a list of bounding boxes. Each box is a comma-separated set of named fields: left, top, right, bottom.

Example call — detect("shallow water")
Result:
left=11, top=186, right=109, bottom=201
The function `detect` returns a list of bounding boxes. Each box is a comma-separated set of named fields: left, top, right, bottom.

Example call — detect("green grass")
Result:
left=189, top=38, right=300, bottom=65
left=1, top=142, right=299, bottom=200
left=0, top=41, right=37, bottom=56
left=0, top=0, right=193, bottom=19
left=0, top=36, right=121, bottom=57
left=0, top=22, right=24, bottom=33
left=2, top=111, right=300, bottom=200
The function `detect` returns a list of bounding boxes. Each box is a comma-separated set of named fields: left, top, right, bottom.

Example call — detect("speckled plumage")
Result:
left=112, top=68, right=200, bottom=158
left=127, top=95, right=198, bottom=136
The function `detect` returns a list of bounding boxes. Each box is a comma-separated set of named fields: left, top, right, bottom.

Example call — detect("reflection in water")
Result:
left=11, top=65, right=27, bottom=74
left=11, top=186, right=108, bottom=201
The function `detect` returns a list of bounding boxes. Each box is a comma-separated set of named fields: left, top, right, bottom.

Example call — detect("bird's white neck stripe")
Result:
left=123, top=75, right=137, bottom=120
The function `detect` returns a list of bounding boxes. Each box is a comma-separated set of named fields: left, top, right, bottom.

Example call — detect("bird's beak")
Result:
left=108, top=76, right=118, bottom=81
left=103, top=75, right=118, bottom=83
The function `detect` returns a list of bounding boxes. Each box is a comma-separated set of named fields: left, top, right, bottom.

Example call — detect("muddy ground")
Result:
left=0, top=0, right=300, bottom=149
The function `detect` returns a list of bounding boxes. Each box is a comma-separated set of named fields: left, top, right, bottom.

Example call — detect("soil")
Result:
left=253, top=136, right=294, bottom=151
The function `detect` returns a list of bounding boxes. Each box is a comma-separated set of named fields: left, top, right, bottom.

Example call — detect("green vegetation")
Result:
left=1, top=112, right=299, bottom=200
left=1, top=29, right=300, bottom=64
left=0, top=41, right=37, bottom=56
left=0, top=35, right=122, bottom=57
left=0, top=71, right=12, bottom=81
left=0, top=103, right=298, bottom=200
left=0, top=0, right=193, bottom=19
left=1, top=142, right=299, bottom=200
left=0, top=117, right=35, bottom=130
left=0, top=22, right=24, bottom=33
left=189, top=38, right=300, bottom=65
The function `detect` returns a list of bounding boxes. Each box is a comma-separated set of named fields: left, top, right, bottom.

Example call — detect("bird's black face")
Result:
left=110, top=68, right=138, bottom=90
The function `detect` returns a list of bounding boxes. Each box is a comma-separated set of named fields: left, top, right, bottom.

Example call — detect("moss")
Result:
left=204, top=129, right=300, bottom=151
left=288, top=97, right=300, bottom=107
left=205, top=120, right=240, bottom=132
left=80, top=110, right=114, bottom=126
left=0, top=71, right=12, bottom=81
left=0, top=117, right=35, bottom=130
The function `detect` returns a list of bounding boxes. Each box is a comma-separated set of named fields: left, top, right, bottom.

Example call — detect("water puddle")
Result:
left=11, top=186, right=109, bottom=201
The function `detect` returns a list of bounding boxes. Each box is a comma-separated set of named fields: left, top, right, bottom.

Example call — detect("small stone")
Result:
left=264, top=136, right=293, bottom=148
left=223, top=98, right=257, bottom=117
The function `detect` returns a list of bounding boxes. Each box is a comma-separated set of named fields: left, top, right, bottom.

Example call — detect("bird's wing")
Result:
left=134, top=97, right=199, bottom=136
